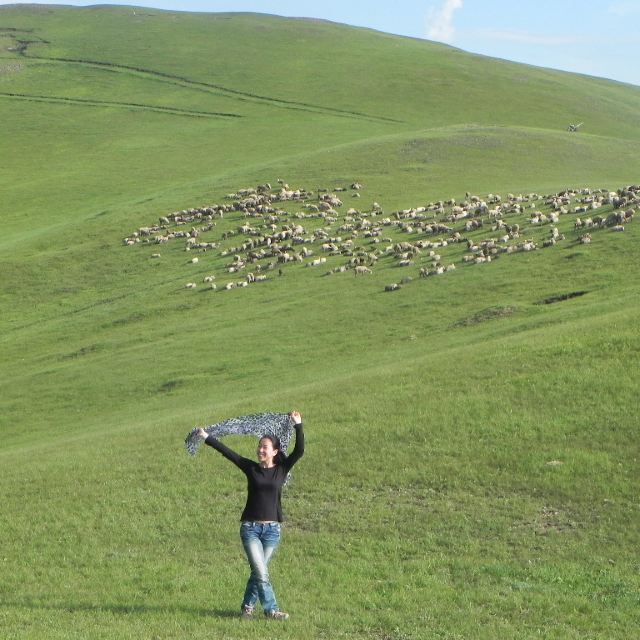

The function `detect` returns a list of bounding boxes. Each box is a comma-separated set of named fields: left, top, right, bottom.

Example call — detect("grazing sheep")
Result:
left=125, top=180, right=639, bottom=307
left=185, top=282, right=197, bottom=289
left=385, top=283, right=401, bottom=292
left=354, top=266, right=372, bottom=275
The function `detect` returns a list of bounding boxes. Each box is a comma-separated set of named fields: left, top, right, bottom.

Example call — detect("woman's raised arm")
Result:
left=197, top=428, right=252, bottom=471
left=284, top=411, right=305, bottom=470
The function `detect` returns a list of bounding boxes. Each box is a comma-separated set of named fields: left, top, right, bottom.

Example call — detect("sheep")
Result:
left=185, top=282, right=197, bottom=289
left=530, top=212, right=548, bottom=225
left=385, top=283, right=401, bottom=291
left=580, top=233, right=592, bottom=245
left=354, top=266, right=372, bottom=275
left=125, top=181, right=639, bottom=304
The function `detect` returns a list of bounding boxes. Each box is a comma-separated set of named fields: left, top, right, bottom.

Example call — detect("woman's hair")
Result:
left=260, top=434, right=287, bottom=465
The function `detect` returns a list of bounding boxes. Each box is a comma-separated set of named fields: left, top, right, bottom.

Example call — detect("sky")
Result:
left=2, top=1, right=640, bottom=87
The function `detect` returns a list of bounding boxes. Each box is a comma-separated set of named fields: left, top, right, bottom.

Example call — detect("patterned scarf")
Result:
left=185, top=411, right=295, bottom=457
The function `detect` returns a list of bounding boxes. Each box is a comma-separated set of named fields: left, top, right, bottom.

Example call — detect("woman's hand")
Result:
left=290, top=411, right=302, bottom=425
left=196, top=428, right=208, bottom=439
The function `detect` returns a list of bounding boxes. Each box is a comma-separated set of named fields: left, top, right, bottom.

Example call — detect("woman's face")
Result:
left=257, top=437, right=278, bottom=465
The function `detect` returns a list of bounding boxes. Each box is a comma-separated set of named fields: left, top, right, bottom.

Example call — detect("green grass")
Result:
left=1, top=5, right=639, bottom=639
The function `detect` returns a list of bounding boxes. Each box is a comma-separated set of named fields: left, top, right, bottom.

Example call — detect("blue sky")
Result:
left=3, top=1, right=640, bottom=86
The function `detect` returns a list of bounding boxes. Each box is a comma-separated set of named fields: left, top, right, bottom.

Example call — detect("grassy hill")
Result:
left=1, top=5, right=638, bottom=639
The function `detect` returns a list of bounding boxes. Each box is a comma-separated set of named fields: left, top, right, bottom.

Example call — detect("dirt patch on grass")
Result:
left=452, top=305, right=515, bottom=327
left=533, top=506, right=579, bottom=535
left=0, top=62, right=24, bottom=74
left=537, top=290, right=588, bottom=305
left=60, top=344, right=99, bottom=360
left=159, top=379, right=184, bottom=393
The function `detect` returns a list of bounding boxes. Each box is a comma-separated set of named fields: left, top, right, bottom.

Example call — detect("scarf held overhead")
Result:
left=184, top=412, right=296, bottom=457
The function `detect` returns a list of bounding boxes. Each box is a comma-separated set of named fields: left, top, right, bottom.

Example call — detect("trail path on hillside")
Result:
left=0, top=90, right=242, bottom=118
left=21, top=54, right=402, bottom=124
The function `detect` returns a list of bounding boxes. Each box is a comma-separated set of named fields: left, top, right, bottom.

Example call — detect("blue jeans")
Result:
left=239, top=521, right=282, bottom=613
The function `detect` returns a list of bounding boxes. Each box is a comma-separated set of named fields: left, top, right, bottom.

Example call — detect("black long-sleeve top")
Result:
left=205, top=423, right=304, bottom=522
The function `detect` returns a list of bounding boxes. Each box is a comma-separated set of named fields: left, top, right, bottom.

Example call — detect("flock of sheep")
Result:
left=122, top=180, right=638, bottom=293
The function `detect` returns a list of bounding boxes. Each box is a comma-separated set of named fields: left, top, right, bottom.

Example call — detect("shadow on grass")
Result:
left=0, top=600, right=238, bottom=619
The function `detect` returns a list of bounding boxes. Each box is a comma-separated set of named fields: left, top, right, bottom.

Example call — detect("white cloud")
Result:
left=426, top=0, right=463, bottom=43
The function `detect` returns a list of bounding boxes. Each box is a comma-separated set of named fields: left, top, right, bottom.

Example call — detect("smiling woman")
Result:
left=195, top=410, right=305, bottom=620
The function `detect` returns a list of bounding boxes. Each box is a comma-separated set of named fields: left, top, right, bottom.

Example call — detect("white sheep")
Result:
left=354, top=266, right=372, bottom=275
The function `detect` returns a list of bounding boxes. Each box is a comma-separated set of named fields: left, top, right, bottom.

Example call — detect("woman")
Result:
left=196, top=410, right=304, bottom=620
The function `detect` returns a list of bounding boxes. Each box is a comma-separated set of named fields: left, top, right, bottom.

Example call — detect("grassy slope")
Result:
left=1, top=5, right=639, bottom=639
